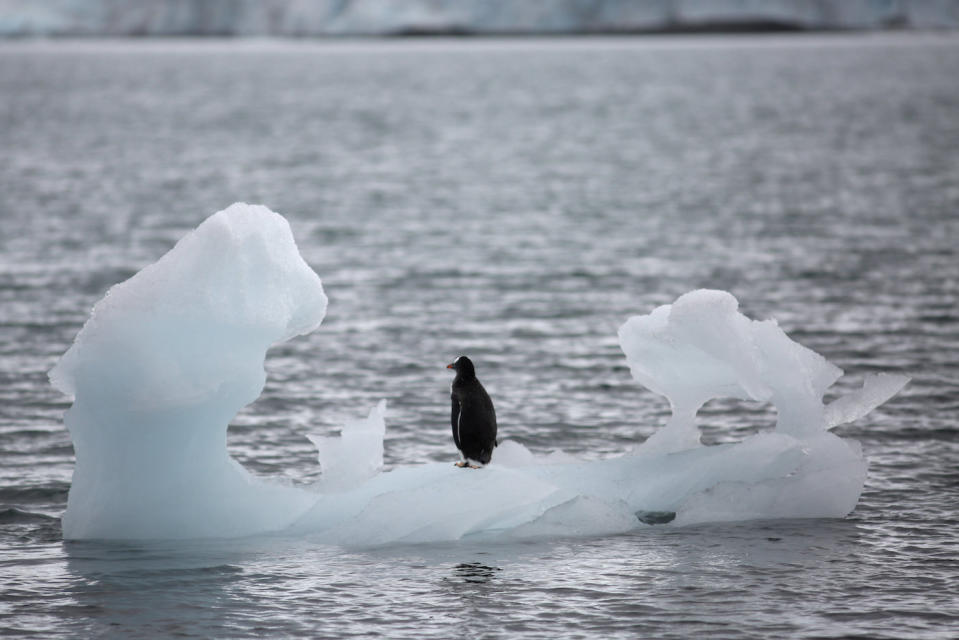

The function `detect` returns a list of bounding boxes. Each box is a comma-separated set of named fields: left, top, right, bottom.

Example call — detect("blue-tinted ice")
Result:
left=50, top=204, right=908, bottom=543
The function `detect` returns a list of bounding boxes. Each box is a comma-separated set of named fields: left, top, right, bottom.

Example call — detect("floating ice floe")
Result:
left=50, top=203, right=908, bottom=543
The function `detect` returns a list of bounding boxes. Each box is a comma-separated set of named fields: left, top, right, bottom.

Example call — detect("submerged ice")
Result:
left=51, top=204, right=908, bottom=543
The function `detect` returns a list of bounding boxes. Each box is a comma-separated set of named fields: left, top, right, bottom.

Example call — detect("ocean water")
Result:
left=1, top=34, right=958, bottom=638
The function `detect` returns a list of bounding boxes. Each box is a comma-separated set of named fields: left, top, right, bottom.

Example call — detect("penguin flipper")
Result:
left=451, top=396, right=461, bottom=451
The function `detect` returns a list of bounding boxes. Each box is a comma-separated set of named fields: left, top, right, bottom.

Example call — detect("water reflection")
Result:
left=657, top=517, right=866, bottom=574
left=62, top=537, right=267, bottom=637
left=451, top=562, right=501, bottom=584
left=51, top=520, right=870, bottom=637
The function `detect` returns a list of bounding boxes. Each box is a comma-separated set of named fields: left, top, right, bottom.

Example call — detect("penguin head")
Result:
left=446, top=355, right=475, bottom=377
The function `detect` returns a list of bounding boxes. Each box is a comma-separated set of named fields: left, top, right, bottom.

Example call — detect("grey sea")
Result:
left=1, top=34, right=957, bottom=638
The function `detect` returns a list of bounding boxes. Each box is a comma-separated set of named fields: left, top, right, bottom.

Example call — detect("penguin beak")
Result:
left=446, top=363, right=454, bottom=369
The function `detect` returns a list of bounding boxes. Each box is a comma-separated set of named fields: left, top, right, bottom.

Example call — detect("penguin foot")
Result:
left=454, top=461, right=483, bottom=469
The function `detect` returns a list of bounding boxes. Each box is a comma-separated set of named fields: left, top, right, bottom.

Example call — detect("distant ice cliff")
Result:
left=1, top=0, right=957, bottom=37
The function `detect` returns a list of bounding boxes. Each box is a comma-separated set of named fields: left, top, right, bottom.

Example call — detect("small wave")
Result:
left=0, top=484, right=70, bottom=504
left=0, top=507, right=59, bottom=525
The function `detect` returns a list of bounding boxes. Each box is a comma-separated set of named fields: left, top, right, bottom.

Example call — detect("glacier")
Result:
left=2, top=0, right=958, bottom=37
left=51, top=203, right=908, bottom=543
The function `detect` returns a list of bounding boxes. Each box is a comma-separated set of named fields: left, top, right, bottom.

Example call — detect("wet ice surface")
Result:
left=2, top=34, right=958, bottom=638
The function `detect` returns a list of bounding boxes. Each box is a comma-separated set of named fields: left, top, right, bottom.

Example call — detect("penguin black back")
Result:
left=447, top=356, right=497, bottom=466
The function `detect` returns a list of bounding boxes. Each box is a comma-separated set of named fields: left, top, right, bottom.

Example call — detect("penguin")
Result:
left=446, top=356, right=497, bottom=468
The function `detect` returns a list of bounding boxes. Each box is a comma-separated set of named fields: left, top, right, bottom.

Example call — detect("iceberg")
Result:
left=51, top=203, right=908, bottom=543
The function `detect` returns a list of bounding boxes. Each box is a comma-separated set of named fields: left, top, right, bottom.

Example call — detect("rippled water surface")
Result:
left=1, top=34, right=958, bottom=638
